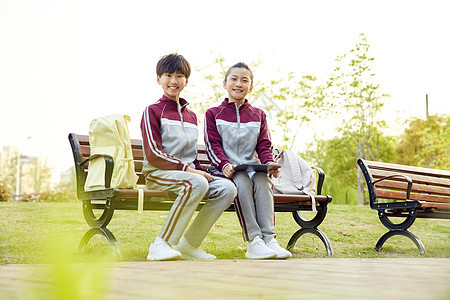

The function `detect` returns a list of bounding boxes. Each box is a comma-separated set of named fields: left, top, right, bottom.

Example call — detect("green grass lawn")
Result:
left=0, top=202, right=449, bottom=264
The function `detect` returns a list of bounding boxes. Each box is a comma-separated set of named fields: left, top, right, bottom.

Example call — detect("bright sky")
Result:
left=1, top=0, right=449, bottom=184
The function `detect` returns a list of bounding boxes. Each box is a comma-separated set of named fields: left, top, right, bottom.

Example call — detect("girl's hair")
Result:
left=156, top=53, right=191, bottom=79
left=224, top=62, right=253, bottom=84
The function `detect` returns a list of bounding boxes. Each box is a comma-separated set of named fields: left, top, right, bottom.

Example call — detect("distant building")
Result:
left=0, top=146, right=17, bottom=175
left=0, top=146, right=50, bottom=197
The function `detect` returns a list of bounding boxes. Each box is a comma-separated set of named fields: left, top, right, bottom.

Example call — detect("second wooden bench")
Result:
left=358, top=159, right=450, bottom=254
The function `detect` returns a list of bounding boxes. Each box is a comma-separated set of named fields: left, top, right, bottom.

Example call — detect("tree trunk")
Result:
left=357, top=168, right=365, bottom=205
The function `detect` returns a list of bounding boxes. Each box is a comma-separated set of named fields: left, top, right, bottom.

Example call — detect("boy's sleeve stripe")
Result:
left=143, top=106, right=180, bottom=164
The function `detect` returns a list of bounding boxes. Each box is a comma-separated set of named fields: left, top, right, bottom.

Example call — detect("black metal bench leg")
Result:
left=79, top=227, right=121, bottom=257
left=287, top=227, right=334, bottom=256
left=83, top=199, right=115, bottom=228
left=375, top=230, right=425, bottom=255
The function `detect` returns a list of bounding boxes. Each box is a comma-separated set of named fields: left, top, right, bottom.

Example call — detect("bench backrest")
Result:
left=358, top=159, right=450, bottom=211
left=69, top=133, right=211, bottom=190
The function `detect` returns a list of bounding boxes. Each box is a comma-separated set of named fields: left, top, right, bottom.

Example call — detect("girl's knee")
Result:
left=210, top=178, right=237, bottom=199
left=252, top=171, right=269, bottom=181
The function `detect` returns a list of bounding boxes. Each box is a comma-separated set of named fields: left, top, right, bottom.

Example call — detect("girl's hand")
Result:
left=186, top=167, right=215, bottom=182
left=223, top=163, right=237, bottom=178
left=268, top=162, right=281, bottom=178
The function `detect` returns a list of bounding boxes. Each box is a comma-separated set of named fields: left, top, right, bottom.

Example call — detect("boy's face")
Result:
left=223, top=67, right=253, bottom=103
left=157, top=72, right=188, bottom=101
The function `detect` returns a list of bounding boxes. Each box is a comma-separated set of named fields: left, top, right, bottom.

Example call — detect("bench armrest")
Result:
left=373, top=174, right=413, bottom=200
left=312, top=166, right=325, bottom=195
left=80, top=154, right=114, bottom=189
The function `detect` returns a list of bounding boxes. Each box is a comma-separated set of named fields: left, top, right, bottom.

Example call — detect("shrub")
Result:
left=38, top=188, right=78, bottom=202
left=0, top=184, right=11, bottom=201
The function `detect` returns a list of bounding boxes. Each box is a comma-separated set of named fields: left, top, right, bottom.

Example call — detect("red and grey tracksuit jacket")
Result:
left=140, top=95, right=203, bottom=176
left=204, top=98, right=275, bottom=175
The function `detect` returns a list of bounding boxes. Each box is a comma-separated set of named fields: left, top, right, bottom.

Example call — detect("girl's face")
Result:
left=223, top=67, right=253, bottom=103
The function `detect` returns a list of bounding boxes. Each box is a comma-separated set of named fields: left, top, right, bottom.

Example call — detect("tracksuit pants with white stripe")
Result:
left=146, top=169, right=237, bottom=248
left=232, top=171, right=276, bottom=243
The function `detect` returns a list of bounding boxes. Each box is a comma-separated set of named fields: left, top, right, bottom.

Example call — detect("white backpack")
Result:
left=272, top=149, right=317, bottom=211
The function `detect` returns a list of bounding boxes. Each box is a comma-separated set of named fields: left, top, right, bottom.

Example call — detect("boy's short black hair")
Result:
left=224, top=62, right=253, bottom=84
left=156, top=53, right=191, bottom=79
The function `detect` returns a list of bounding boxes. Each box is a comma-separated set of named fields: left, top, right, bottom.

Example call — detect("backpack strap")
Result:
left=282, top=150, right=304, bottom=191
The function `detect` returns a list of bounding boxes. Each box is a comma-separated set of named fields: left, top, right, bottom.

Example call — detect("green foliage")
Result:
left=303, top=128, right=395, bottom=204
left=0, top=184, right=11, bottom=201
left=325, top=33, right=389, bottom=159
left=267, top=72, right=326, bottom=151
left=323, top=33, right=391, bottom=205
left=188, top=55, right=229, bottom=115
left=395, top=115, right=450, bottom=170
left=0, top=155, right=17, bottom=193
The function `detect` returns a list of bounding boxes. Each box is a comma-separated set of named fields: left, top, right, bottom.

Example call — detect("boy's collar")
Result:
left=160, top=95, right=189, bottom=108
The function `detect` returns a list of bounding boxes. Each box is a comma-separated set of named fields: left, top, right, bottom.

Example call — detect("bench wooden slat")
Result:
left=370, top=169, right=450, bottom=188
left=365, top=160, right=450, bottom=178
left=132, top=148, right=144, bottom=161
left=80, top=145, right=91, bottom=158
left=113, top=189, right=330, bottom=204
left=274, top=194, right=331, bottom=204
left=374, top=180, right=450, bottom=197
left=419, top=202, right=450, bottom=211
left=117, top=189, right=172, bottom=200
left=376, top=190, right=450, bottom=203
left=130, top=138, right=142, bottom=147
left=197, top=153, right=210, bottom=164
left=79, top=134, right=209, bottom=168
left=77, top=134, right=90, bottom=145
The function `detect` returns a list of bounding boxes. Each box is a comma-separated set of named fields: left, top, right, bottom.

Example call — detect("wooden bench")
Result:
left=69, top=133, right=333, bottom=256
left=357, top=159, right=450, bottom=254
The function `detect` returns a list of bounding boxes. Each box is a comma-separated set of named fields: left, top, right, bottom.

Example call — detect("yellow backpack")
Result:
left=84, top=114, right=138, bottom=191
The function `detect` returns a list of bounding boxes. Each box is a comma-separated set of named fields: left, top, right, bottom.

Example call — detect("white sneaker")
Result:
left=174, top=237, right=216, bottom=260
left=266, top=238, right=292, bottom=259
left=245, top=236, right=277, bottom=259
left=147, top=237, right=182, bottom=261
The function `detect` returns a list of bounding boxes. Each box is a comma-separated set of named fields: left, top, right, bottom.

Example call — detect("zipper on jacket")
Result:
left=178, top=102, right=189, bottom=152
left=235, top=103, right=241, bottom=162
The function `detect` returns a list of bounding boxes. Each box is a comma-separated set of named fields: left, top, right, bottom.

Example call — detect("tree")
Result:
left=303, top=127, right=395, bottom=204
left=264, top=73, right=326, bottom=152
left=0, top=155, right=17, bottom=192
left=324, top=33, right=390, bottom=205
left=395, top=115, right=449, bottom=170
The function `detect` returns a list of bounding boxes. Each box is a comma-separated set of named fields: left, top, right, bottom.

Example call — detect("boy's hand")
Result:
left=186, top=167, right=215, bottom=182
left=223, top=163, right=237, bottom=178
left=268, top=162, right=281, bottom=178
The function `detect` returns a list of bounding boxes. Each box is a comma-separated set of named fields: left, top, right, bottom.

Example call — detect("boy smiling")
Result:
left=140, top=53, right=237, bottom=260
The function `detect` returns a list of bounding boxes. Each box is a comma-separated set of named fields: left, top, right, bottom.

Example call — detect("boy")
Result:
left=141, top=53, right=237, bottom=260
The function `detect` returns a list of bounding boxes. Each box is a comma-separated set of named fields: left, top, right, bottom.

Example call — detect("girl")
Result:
left=204, top=62, right=292, bottom=259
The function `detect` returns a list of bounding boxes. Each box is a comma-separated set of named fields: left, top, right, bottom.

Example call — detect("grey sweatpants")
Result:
left=146, top=169, right=237, bottom=247
left=232, top=171, right=276, bottom=243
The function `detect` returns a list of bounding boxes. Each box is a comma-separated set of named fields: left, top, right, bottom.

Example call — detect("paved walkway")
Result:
left=1, top=258, right=449, bottom=299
